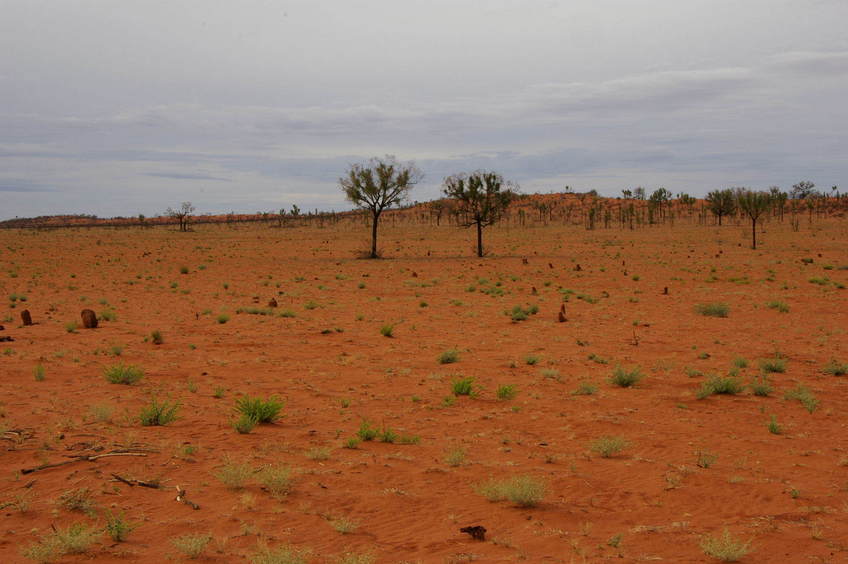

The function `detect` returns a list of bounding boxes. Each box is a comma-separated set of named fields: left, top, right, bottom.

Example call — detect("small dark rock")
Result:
left=80, top=309, right=98, bottom=329
left=460, top=525, right=486, bottom=541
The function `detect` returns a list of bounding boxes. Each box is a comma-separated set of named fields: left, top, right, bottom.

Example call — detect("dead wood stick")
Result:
left=111, top=473, right=160, bottom=489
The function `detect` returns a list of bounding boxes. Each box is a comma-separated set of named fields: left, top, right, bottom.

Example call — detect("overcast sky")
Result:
left=1, top=0, right=846, bottom=219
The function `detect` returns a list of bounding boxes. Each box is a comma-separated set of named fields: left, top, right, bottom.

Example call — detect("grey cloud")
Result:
left=144, top=172, right=232, bottom=181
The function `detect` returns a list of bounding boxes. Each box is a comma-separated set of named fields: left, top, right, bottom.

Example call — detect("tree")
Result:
left=736, top=190, right=772, bottom=249
left=340, top=156, right=422, bottom=258
left=166, top=202, right=195, bottom=232
left=633, top=187, right=646, bottom=200
left=705, top=189, right=736, bottom=226
left=443, top=171, right=517, bottom=257
left=791, top=180, right=816, bottom=199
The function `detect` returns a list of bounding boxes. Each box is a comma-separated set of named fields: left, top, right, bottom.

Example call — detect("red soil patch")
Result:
left=1, top=216, right=847, bottom=563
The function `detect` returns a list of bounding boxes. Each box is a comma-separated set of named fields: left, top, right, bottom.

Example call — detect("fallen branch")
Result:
left=21, top=449, right=149, bottom=475
left=111, top=473, right=161, bottom=489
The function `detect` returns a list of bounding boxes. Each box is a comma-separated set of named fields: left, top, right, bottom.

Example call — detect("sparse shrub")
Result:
left=610, top=366, right=643, bottom=388
left=699, top=528, right=752, bottom=562
left=732, top=357, right=748, bottom=369
left=475, top=475, right=546, bottom=507
left=451, top=376, right=475, bottom=396
left=749, top=376, right=773, bottom=397
left=329, top=516, right=358, bottom=534
left=216, top=458, right=252, bottom=490
left=249, top=543, right=311, bottom=564
left=99, top=309, right=117, bottom=321
left=541, top=368, right=560, bottom=380
left=695, top=303, right=730, bottom=318
left=759, top=357, right=786, bottom=374
left=380, top=324, right=394, bottom=337
left=572, top=382, right=598, bottom=396
left=65, top=321, right=78, bottom=333
left=150, top=330, right=164, bottom=345
left=697, top=375, right=743, bottom=399
left=139, top=396, right=179, bottom=426
left=258, top=464, right=293, bottom=498
left=784, top=385, right=819, bottom=413
left=344, top=437, right=360, bottom=449
left=823, top=360, right=848, bottom=376
left=105, top=510, right=137, bottom=542
left=590, top=436, right=628, bottom=458
left=217, top=314, right=230, bottom=324
left=235, top=396, right=283, bottom=423
left=696, top=451, right=718, bottom=468
left=306, top=447, right=330, bottom=461
left=438, top=348, right=459, bottom=364
left=171, top=533, right=211, bottom=559
left=34, top=364, right=45, bottom=381
left=524, top=354, right=540, bottom=365
left=335, top=552, right=375, bottom=564
left=496, top=384, right=517, bottom=400
left=445, top=447, right=467, bottom=467
left=104, top=363, right=144, bottom=385
left=57, top=488, right=97, bottom=515
left=766, top=300, right=789, bottom=313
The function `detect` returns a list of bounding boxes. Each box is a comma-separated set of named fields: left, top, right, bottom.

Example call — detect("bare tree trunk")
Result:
left=751, top=218, right=757, bottom=249
left=476, top=221, right=483, bottom=257
left=370, top=211, right=379, bottom=258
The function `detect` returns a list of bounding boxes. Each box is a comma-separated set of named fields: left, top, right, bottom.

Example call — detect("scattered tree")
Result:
left=791, top=180, right=816, bottom=199
left=736, top=189, right=772, bottom=249
left=340, top=156, right=422, bottom=258
left=443, top=171, right=517, bottom=257
left=167, top=202, right=195, bottom=232
left=705, top=189, right=737, bottom=226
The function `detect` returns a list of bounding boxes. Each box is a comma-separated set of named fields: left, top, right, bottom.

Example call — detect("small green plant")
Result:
left=695, top=303, right=729, bottom=318
left=344, top=437, right=360, bottom=449
left=475, top=475, right=546, bottom=507
left=438, top=348, right=460, bottom=364
left=524, top=354, right=540, bottom=365
left=34, top=364, right=45, bottom=381
left=699, top=528, right=752, bottom=562
left=179, top=266, right=189, bottom=274
left=380, top=324, right=394, bottom=338
left=732, top=357, right=748, bottom=369
left=213, top=386, right=225, bottom=399
left=22, top=522, right=99, bottom=560
left=139, top=396, right=179, bottom=426
left=235, top=396, right=284, bottom=423
left=451, top=376, right=475, bottom=396
left=104, top=363, right=144, bottom=385
left=767, top=415, right=782, bottom=434
left=590, top=436, right=628, bottom=458
left=217, top=314, right=230, bottom=324
left=823, top=359, right=848, bottom=376
left=759, top=357, right=786, bottom=374
left=356, top=420, right=378, bottom=441
left=215, top=458, right=252, bottom=490
left=105, top=510, right=137, bottom=542
left=610, top=366, right=643, bottom=388
left=65, top=321, right=78, bottom=333
left=496, top=384, right=517, bottom=400
left=696, top=375, right=743, bottom=399
left=765, top=300, right=789, bottom=313
left=171, top=533, right=212, bottom=559
left=150, top=330, right=164, bottom=345
left=258, top=464, right=293, bottom=498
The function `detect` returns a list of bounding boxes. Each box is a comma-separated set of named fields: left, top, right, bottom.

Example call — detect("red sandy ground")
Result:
left=0, top=215, right=846, bottom=563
